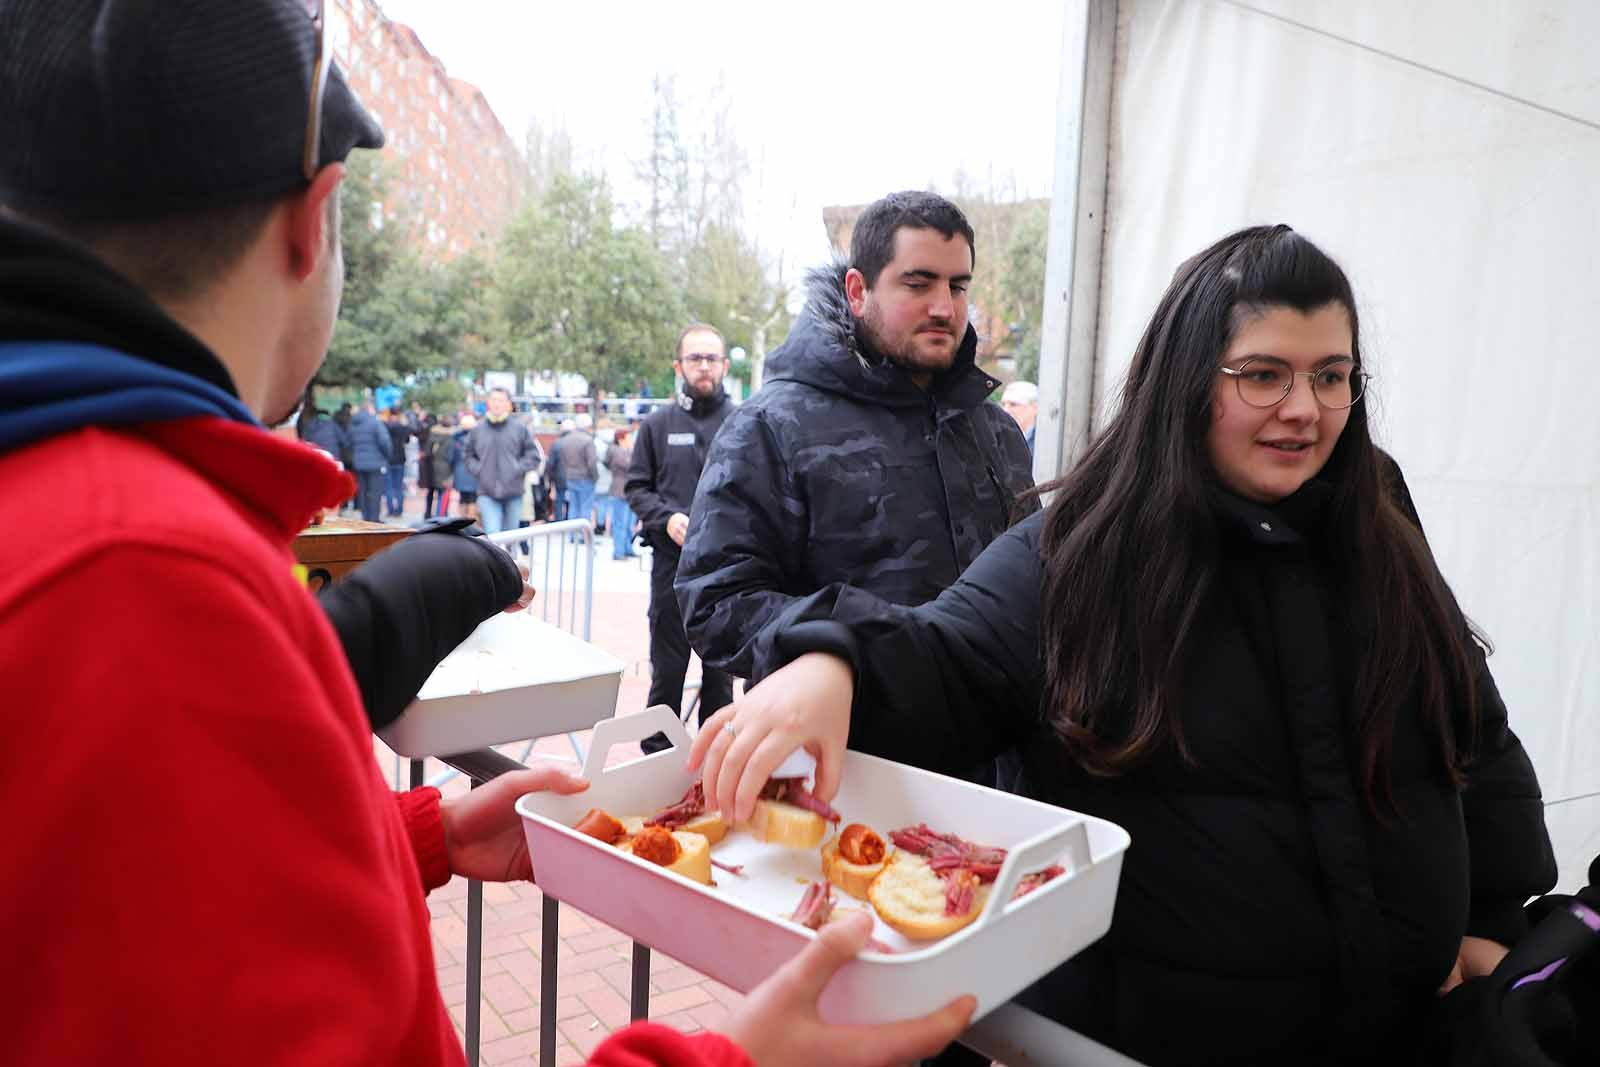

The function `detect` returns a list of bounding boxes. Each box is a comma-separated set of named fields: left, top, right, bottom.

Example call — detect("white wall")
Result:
left=1091, top=0, right=1599, bottom=889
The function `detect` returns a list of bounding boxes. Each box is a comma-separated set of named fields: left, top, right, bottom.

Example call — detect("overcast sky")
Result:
left=377, top=0, right=1067, bottom=276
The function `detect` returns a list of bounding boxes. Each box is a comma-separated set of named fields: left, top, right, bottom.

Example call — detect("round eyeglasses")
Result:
left=1218, top=356, right=1369, bottom=410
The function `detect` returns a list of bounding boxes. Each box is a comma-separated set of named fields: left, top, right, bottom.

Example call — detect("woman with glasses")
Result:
left=689, top=225, right=1556, bottom=1065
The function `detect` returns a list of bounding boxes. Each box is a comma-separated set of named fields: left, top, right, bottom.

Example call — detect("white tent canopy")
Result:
left=1037, top=0, right=1599, bottom=890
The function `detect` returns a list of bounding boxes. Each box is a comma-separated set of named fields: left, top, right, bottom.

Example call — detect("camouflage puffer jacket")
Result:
left=674, top=260, right=1037, bottom=682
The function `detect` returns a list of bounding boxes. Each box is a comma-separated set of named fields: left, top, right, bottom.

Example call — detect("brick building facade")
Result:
left=327, top=0, right=530, bottom=258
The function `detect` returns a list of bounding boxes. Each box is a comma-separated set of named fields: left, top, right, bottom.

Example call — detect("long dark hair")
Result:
left=1039, top=225, right=1480, bottom=810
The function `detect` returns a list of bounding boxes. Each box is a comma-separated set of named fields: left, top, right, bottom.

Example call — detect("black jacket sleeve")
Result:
left=624, top=417, right=677, bottom=537
left=756, top=511, right=1046, bottom=777
left=1459, top=647, right=1558, bottom=943
left=1383, top=452, right=1557, bottom=942
left=674, top=407, right=810, bottom=680
left=317, top=519, right=524, bottom=729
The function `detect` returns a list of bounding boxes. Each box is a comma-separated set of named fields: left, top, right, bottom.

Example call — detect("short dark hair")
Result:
left=850, top=191, right=975, bottom=289
left=675, top=323, right=726, bottom=359
left=23, top=199, right=278, bottom=302
left=22, top=193, right=338, bottom=303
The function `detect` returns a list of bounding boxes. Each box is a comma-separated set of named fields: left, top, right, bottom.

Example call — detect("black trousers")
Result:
left=641, top=545, right=733, bottom=753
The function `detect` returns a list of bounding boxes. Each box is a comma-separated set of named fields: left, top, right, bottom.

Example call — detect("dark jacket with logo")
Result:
left=465, top=416, right=538, bottom=501
left=758, top=471, right=1557, bottom=1066
left=625, top=386, right=733, bottom=555
left=673, top=261, right=1036, bottom=682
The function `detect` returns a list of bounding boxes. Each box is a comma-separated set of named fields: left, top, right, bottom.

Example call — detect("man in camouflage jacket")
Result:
left=675, top=191, right=1037, bottom=686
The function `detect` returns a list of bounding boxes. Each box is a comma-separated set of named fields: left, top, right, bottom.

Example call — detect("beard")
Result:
left=857, top=302, right=959, bottom=375
left=685, top=375, right=721, bottom=398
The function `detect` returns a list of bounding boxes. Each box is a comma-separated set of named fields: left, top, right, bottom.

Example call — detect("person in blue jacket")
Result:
left=346, top=402, right=390, bottom=521
left=448, top=413, right=479, bottom=521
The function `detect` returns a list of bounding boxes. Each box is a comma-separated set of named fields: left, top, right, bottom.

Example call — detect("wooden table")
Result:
left=291, top=517, right=411, bottom=591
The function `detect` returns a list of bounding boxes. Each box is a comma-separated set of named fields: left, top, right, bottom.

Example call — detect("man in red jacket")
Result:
left=0, top=2, right=973, bottom=1065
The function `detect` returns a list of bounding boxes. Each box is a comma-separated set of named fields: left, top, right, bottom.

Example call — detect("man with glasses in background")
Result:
left=626, top=323, right=738, bottom=753
left=0, top=4, right=975, bottom=1065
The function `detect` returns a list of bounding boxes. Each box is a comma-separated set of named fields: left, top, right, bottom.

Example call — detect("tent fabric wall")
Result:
left=1089, top=0, right=1599, bottom=889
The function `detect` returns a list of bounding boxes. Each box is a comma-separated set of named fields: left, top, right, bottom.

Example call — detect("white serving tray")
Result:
left=517, top=706, right=1131, bottom=1025
left=379, top=611, right=623, bottom=758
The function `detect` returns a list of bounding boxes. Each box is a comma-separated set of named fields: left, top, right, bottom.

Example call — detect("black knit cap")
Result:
left=0, top=0, right=385, bottom=221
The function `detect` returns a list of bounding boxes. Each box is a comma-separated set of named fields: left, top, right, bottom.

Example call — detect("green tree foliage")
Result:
left=318, top=155, right=488, bottom=399
left=684, top=222, right=790, bottom=391
left=484, top=175, right=684, bottom=405
left=319, top=153, right=408, bottom=390
left=999, top=201, right=1050, bottom=383
left=318, top=78, right=786, bottom=407
left=946, top=171, right=1050, bottom=379
left=635, top=75, right=789, bottom=390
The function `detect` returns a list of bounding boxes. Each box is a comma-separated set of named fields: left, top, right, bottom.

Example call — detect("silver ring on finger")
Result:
left=723, top=722, right=738, bottom=740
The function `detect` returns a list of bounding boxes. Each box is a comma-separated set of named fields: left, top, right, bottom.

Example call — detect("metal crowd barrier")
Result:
left=406, top=519, right=596, bottom=1067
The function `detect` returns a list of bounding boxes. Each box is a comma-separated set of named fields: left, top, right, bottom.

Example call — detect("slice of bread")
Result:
left=867, top=852, right=989, bottom=940
left=821, top=832, right=888, bottom=900
left=622, top=828, right=712, bottom=885
left=680, top=810, right=729, bottom=846
left=744, top=799, right=828, bottom=849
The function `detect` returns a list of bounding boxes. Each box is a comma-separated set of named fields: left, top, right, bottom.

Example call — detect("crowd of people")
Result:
left=297, top=395, right=647, bottom=555
left=3, top=2, right=1586, bottom=1067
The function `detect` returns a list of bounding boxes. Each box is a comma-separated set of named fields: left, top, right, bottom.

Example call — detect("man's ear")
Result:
left=844, top=267, right=869, bottom=316
left=286, top=162, right=345, bottom=282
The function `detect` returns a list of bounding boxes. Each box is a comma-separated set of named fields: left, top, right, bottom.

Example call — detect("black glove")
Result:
left=319, top=520, right=524, bottom=729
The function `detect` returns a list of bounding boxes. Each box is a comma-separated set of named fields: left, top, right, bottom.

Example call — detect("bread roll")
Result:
left=679, top=810, right=729, bottom=846
left=622, top=827, right=712, bottom=885
left=867, top=852, right=989, bottom=940
left=744, top=799, right=828, bottom=849
left=821, top=824, right=889, bottom=900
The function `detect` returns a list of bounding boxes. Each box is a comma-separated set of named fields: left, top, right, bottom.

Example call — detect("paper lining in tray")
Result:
left=517, top=706, right=1131, bottom=1024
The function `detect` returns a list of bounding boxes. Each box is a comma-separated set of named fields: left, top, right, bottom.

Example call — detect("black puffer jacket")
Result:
left=674, top=261, right=1036, bottom=681
left=761, top=473, right=1556, bottom=1066
left=624, top=386, right=732, bottom=555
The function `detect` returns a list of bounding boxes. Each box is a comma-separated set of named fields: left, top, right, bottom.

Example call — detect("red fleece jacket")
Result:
left=0, top=418, right=748, bottom=1067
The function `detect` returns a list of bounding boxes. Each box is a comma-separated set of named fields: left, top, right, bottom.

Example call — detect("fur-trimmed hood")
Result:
left=762, top=258, right=998, bottom=411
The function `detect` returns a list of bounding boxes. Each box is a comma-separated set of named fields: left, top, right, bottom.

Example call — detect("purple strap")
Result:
left=1571, top=900, right=1600, bottom=933
left=1511, top=958, right=1568, bottom=990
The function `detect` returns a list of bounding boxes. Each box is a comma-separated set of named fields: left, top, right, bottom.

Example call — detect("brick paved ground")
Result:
left=374, top=490, right=747, bottom=1064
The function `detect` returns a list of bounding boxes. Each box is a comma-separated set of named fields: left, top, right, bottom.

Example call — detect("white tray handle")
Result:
left=581, top=704, right=692, bottom=780
left=976, top=817, right=1094, bottom=928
